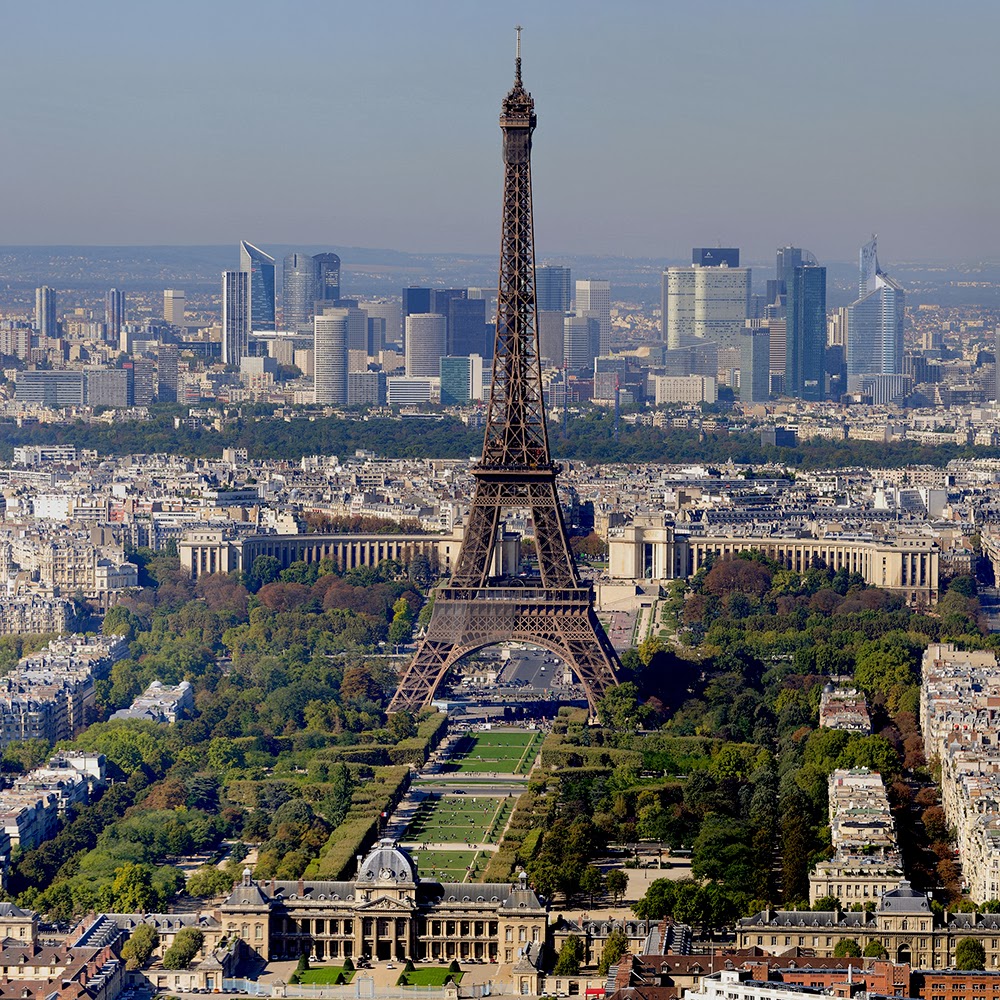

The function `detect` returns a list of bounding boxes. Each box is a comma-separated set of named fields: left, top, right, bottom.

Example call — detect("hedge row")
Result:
left=306, top=765, right=412, bottom=879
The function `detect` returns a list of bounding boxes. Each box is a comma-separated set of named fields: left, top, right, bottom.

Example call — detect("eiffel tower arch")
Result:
left=390, top=32, right=621, bottom=717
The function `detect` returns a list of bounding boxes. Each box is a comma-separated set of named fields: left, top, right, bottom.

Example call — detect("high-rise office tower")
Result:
left=319, top=304, right=368, bottom=371
left=105, top=289, right=125, bottom=349
left=846, top=236, right=905, bottom=390
left=693, top=247, right=739, bottom=268
left=575, top=279, right=611, bottom=356
left=314, top=310, right=349, bottom=404
left=662, top=261, right=750, bottom=349
left=239, top=240, right=275, bottom=332
left=221, top=270, right=249, bottom=365
left=440, top=354, right=485, bottom=406
left=163, top=289, right=185, bottom=327
left=35, top=286, right=57, bottom=338
left=859, top=235, right=879, bottom=298
left=313, top=252, right=341, bottom=303
left=537, top=311, right=565, bottom=369
left=536, top=265, right=571, bottom=312
left=405, top=313, right=447, bottom=377
left=740, top=325, right=771, bottom=404
left=430, top=288, right=467, bottom=354
left=785, top=264, right=827, bottom=400
left=766, top=246, right=805, bottom=316
left=402, top=287, right=432, bottom=345
left=563, top=314, right=600, bottom=374
left=448, top=297, right=487, bottom=356
left=283, top=252, right=318, bottom=333
left=157, top=344, right=179, bottom=402
left=362, top=301, right=401, bottom=351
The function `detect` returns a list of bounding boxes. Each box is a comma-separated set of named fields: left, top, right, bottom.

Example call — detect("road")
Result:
left=980, top=586, right=1000, bottom=632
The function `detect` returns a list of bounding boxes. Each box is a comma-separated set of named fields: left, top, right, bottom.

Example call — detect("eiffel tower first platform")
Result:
left=389, top=32, right=621, bottom=717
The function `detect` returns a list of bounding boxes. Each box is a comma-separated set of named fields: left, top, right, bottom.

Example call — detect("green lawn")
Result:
left=405, top=795, right=511, bottom=844
left=399, top=968, right=463, bottom=986
left=446, top=731, right=543, bottom=775
left=409, top=848, right=480, bottom=881
left=298, top=967, right=355, bottom=984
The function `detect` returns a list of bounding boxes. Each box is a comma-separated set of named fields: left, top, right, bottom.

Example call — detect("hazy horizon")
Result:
left=2, top=0, right=998, bottom=262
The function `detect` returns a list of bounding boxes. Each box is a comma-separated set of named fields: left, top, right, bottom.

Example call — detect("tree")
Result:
left=109, top=862, right=159, bottom=913
left=388, top=597, right=415, bottom=647
left=813, top=896, right=841, bottom=912
left=598, top=928, right=629, bottom=975
left=553, top=935, right=583, bottom=975
left=580, top=865, right=605, bottom=906
left=186, top=865, right=236, bottom=898
left=863, top=940, right=888, bottom=958
left=121, top=924, right=159, bottom=970
left=833, top=939, right=862, bottom=958
left=606, top=869, right=628, bottom=903
left=161, top=927, right=204, bottom=969
left=956, top=937, right=987, bottom=970
left=448, top=960, right=461, bottom=974
left=246, top=555, right=281, bottom=593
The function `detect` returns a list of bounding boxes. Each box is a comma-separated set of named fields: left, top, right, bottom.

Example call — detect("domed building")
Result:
left=221, top=838, right=546, bottom=964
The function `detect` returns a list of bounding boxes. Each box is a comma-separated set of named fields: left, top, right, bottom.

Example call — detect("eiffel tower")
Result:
left=390, top=30, right=621, bottom=716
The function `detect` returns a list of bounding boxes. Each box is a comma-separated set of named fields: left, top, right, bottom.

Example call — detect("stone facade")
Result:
left=220, top=839, right=546, bottom=965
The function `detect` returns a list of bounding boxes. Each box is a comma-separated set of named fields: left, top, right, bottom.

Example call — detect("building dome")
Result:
left=356, top=838, right=418, bottom=885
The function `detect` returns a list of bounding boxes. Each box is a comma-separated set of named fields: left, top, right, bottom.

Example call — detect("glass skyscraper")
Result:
left=239, top=240, right=275, bottom=332
left=846, top=236, right=904, bottom=390
left=283, top=252, right=318, bottom=333
left=785, top=264, right=826, bottom=401
left=222, top=270, right=249, bottom=365
left=314, top=252, right=341, bottom=302
left=536, top=265, right=571, bottom=312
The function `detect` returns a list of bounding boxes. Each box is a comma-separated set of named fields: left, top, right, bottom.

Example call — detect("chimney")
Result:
left=297, top=879, right=305, bottom=896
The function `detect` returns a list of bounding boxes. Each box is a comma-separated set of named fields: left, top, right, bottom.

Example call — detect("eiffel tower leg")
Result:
left=390, top=595, right=620, bottom=716
left=451, top=481, right=502, bottom=588
left=528, top=479, right=577, bottom=589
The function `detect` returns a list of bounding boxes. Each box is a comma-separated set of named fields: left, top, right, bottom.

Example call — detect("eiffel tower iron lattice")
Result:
left=389, top=32, right=621, bottom=716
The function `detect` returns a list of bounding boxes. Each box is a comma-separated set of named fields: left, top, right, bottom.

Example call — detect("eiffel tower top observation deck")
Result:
left=388, top=32, right=620, bottom=716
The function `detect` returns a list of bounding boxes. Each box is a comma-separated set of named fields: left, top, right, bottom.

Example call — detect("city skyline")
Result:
left=1, top=1, right=997, bottom=262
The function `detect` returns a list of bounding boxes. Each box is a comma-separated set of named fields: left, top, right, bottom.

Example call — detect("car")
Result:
left=386, top=963, right=395, bottom=970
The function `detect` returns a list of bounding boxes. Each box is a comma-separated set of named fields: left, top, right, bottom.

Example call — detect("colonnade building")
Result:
left=607, top=519, right=940, bottom=605
left=179, top=528, right=461, bottom=580
left=221, top=839, right=546, bottom=964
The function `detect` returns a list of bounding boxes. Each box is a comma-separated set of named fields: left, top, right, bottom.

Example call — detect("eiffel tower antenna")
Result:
left=390, top=37, right=621, bottom=718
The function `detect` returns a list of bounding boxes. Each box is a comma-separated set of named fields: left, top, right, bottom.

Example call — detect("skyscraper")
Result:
left=314, top=310, right=349, bottom=404
left=313, top=252, right=341, bottom=303
left=739, top=325, right=770, bottom=404
left=35, top=286, right=57, bottom=338
left=283, top=252, right=318, bottom=333
left=846, top=236, right=905, bottom=390
left=440, top=354, right=485, bottom=406
left=221, top=270, right=249, bottom=365
left=785, top=264, right=827, bottom=400
left=239, top=241, right=275, bottom=332
left=157, top=344, right=179, bottom=403
left=662, top=262, right=750, bottom=350
left=563, top=314, right=600, bottom=374
left=163, top=289, right=186, bottom=327
left=536, top=265, right=571, bottom=312
left=405, top=313, right=447, bottom=377
left=400, top=287, right=432, bottom=348
left=106, top=288, right=125, bottom=350
left=576, top=279, right=611, bottom=356
left=448, top=297, right=487, bottom=356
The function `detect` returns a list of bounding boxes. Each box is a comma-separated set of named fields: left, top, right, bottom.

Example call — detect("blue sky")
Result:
left=1, top=0, right=997, bottom=262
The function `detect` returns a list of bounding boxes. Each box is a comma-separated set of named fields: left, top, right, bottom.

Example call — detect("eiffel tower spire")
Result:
left=390, top=36, right=620, bottom=717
